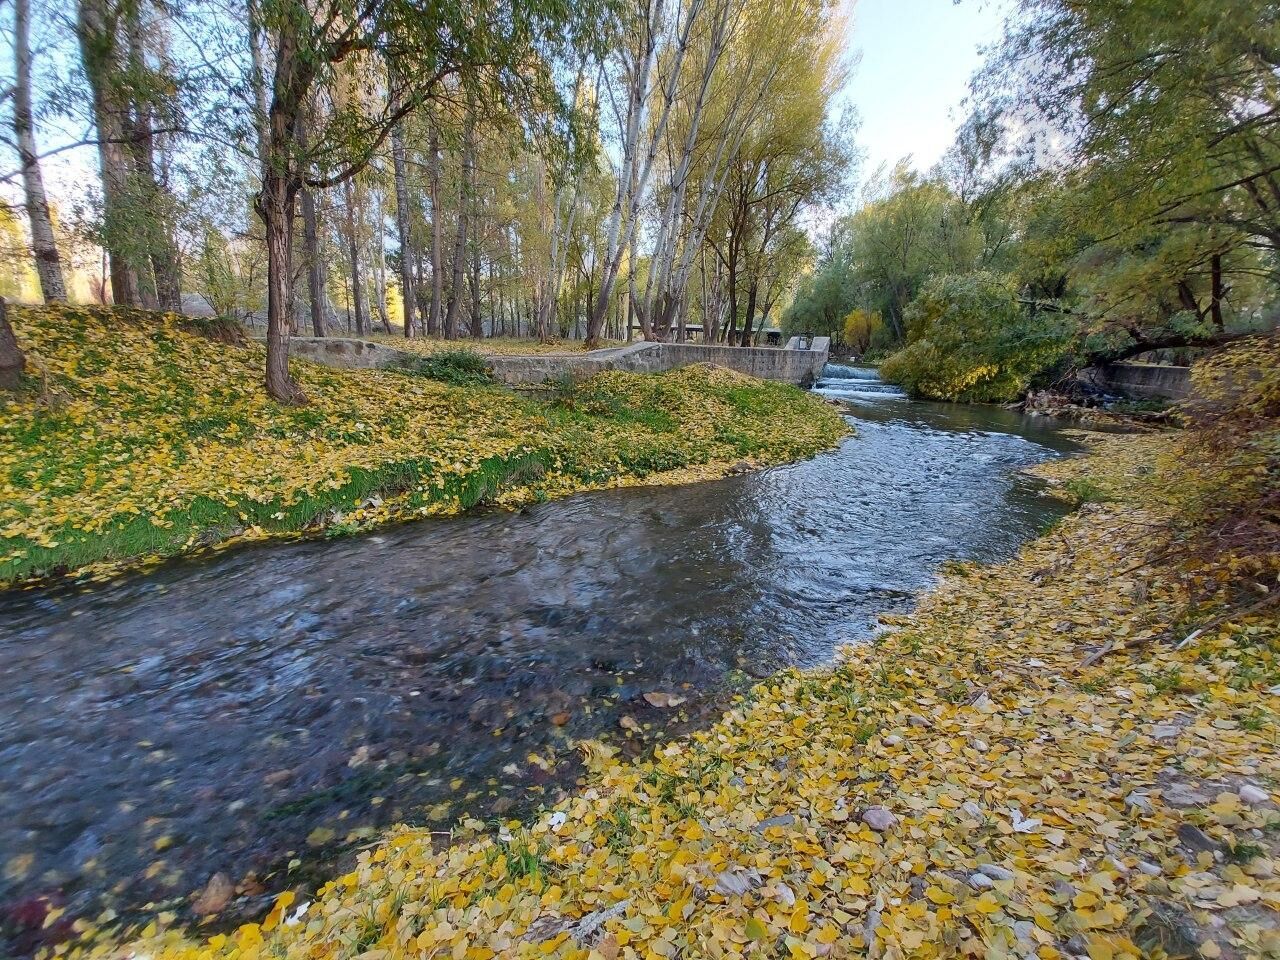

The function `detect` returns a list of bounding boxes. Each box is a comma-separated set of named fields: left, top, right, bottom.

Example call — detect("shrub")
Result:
left=880, top=272, right=1070, bottom=402
left=394, top=349, right=493, bottom=386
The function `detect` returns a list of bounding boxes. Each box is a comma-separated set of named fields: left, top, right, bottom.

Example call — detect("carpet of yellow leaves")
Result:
left=51, top=431, right=1278, bottom=959
left=0, top=306, right=845, bottom=584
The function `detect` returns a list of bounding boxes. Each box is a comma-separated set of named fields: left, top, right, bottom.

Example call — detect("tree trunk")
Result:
left=342, top=177, right=367, bottom=336
left=1209, top=253, right=1225, bottom=330
left=295, top=114, right=326, bottom=337
left=0, top=299, right=26, bottom=390
left=426, top=124, right=443, bottom=336
left=260, top=172, right=306, bottom=403
left=13, top=0, right=66, bottom=303
left=123, top=3, right=176, bottom=310
left=469, top=239, right=482, bottom=338
left=443, top=115, right=474, bottom=340
left=391, top=119, right=417, bottom=337
left=372, top=189, right=392, bottom=333
left=740, top=278, right=759, bottom=347
left=300, top=185, right=325, bottom=336
left=77, top=0, right=144, bottom=306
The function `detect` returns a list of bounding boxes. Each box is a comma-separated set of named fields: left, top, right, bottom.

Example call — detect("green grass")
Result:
left=1063, top=478, right=1115, bottom=504
left=389, top=348, right=495, bottom=386
left=0, top=450, right=552, bottom=584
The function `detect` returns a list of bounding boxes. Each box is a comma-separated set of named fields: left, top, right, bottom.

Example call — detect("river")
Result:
left=0, top=365, right=1076, bottom=944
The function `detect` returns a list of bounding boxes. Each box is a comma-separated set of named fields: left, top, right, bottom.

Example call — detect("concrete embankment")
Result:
left=1079, top=362, right=1192, bottom=400
left=286, top=337, right=831, bottom=388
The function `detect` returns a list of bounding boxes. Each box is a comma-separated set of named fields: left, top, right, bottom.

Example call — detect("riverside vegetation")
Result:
left=0, top=305, right=847, bottom=586
left=34, top=341, right=1279, bottom=958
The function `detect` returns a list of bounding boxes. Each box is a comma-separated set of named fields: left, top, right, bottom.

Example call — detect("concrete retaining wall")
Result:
left=286, top=336, right=831, bottom=388
left=1080, top=362, right=1192, bottom=401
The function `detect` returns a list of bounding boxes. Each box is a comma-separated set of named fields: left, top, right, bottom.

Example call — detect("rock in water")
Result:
left=192, top=872, right=234, bottom=916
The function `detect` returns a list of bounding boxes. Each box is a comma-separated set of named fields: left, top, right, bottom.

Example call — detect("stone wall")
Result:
left=1080, top=362, right=1192, bottom=401
left=286, top=337, right=831, bottom=388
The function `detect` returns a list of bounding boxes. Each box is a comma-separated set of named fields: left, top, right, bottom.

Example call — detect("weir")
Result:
left=284, top=336, right=831, bottom=387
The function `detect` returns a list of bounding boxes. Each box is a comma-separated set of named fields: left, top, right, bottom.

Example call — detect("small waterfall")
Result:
left=822, top=363, right=882, bottom=381
left=816, top=363, right=906, bottom=399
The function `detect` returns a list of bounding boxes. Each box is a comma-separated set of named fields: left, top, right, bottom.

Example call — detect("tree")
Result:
left=881, top=272, right=1070, bottom=402
left=340, top=176, right=368, bottom=336
left=585, top=0, right=701, bottom=346
left=845, top=166, right=982, bottom=340
left=841, top=307, right=881, bottom=354
left=442, top=112, right=474, bottom=340
left=76, top=0, right=146, bottom=306
left=390, top=116, right=416, bottom=336
left=11, top=0, right=66, bottom=302
left=247, top=0, right=609, bottom=401
left=974, top=0, right=1280, bottom=355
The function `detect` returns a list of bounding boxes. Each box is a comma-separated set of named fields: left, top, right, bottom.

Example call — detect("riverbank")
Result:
left=52, top=400, right=1279, bottom=957
left=0, top=305, right=846, bottom=587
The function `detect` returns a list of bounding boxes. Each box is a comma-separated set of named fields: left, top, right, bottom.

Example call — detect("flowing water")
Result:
left=0, top=366, right=1078, bottom=942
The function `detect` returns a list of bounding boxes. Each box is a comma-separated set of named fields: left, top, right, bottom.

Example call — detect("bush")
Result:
left=880, top=272, right=1070, bottom=402
left=394, top=349, right=493, bottom=386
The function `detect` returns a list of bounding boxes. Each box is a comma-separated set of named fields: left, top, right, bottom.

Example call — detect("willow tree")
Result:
left=975, top=0, right=1280, bottom=357
left=249, top=0, right=610, bottom=402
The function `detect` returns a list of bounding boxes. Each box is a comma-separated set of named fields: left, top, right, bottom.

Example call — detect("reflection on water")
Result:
left=0, top=368, right=1075, bottom=935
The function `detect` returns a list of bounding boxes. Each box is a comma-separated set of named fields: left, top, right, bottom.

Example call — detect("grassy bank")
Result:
left=0, top=305, right=846, bottom=586
left=51, top=349, right=1280, bottom=958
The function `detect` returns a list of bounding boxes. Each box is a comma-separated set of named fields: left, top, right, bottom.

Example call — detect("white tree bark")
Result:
left=13, top=0, right=66, bottom=302
left=585, top=0, right=702, bottom=344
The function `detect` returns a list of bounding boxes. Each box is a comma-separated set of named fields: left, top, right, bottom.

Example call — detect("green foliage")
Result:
left=880, top=273, right=1069, bottom=402
left=972, top=0, right=1279, bottom=360
left=394, top=349, right=494, bottom=387
left=784, top=166, right=990, bottom=348
left=1062, top=478, right=1114, bottom=504
left=194, top=228, right=264, bottom=323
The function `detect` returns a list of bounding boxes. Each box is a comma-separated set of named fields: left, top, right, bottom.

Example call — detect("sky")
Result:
left=841, top=0, right=1009, bottom=190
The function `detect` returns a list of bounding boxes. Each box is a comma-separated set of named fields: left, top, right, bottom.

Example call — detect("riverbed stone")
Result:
left=967, top=872, right=995, bottom=890
left=861, top=806, right=898, bottom=831
left=1176, top=823, right=1221, bottom=853
left=1239, top=784, right=1271, bottom=806
left=977, top=863, right=1015, bottom=882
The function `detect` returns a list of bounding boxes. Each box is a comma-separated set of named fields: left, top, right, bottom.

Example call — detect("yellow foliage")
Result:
left=0, top=306, right=845, bottom=584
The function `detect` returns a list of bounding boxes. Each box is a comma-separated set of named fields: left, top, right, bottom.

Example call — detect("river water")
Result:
left=0, top=366, right=1076, bottom=941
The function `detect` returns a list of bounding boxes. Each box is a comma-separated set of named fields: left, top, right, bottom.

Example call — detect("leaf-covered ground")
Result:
left=0, top=306, right=845, bottom=585
left=48, top=426, right=1279, bottom=958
